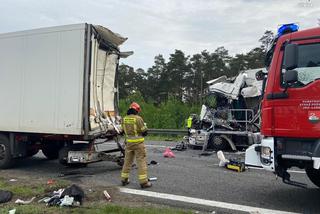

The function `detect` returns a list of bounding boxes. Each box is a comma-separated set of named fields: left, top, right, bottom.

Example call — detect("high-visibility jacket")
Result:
left=122, top=114, right=147, bottom=143
left=187, top=116, right=193, bottom=128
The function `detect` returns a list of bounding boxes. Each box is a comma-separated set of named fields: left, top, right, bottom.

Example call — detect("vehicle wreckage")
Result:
left=187, top=68, right=266, bottom=151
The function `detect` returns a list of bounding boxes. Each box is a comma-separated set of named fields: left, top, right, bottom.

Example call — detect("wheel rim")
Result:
left=214, top=137, right=223, bottom=146
left=0, top=144, right=6, bottom=160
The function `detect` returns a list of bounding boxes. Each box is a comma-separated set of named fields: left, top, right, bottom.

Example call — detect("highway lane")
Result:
left=2, top=140, right=320, bottom=213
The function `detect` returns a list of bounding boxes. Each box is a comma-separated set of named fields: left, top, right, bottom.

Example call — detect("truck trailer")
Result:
left=0, top=23, right=129, bottom=168
left=245, top=24, right=320, bottom=188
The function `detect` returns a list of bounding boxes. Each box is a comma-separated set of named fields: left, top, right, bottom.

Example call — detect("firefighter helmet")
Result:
left=130, top=102, right=141, bottom=112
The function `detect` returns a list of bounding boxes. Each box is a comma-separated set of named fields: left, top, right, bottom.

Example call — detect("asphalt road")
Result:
left=3, top=140, right=320, bottom=213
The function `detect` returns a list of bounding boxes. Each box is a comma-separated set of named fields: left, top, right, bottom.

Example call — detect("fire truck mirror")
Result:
left=283, top=43, right=298, bottom=70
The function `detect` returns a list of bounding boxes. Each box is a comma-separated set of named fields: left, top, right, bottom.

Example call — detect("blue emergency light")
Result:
left=277, top=23, right=299, bottom=37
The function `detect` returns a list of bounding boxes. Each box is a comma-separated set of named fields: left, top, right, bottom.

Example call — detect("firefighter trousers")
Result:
left=121, top=142, right=148, bottom=184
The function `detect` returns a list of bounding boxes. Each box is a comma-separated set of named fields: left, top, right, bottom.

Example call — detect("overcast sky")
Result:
left=1, top=0, right=319, bottom=70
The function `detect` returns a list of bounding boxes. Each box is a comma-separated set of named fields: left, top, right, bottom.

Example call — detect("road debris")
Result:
left=163, top=147, right=175, bottom=158
left=148, top=177, right=157, bottom=181
left=15, top=197, right=36, bottom=205
left=0, top=190, right=13, bottom=203
left=47, top=179, right=55, bottom=185
left=217, top=150, right=229, bottom=167
left=226, top=160, right=246, bottom=172
left=60, top=195, right=74, bottom=206
left=9, top=179, right=17, bottom=182
left=171, top=140, right=187, bottom=151
left=217, top=150, right=245, bottom=172
left=148, top=160, right=158, bottom=165
left=39, top=184, right=84, bottom=207
left=103, top=190, right=111, bottom=201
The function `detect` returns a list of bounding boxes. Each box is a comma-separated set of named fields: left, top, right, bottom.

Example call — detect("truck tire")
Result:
left=0, top=135, right=14, bottom=169
left=42, top=142, right=63, bottom=160
left=306, top=167, right=320, bottom=188
left=210, top=135, right=228, bottom=150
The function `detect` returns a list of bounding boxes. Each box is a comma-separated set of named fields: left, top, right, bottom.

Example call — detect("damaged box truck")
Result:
left=0, top=23, right=129, bottom=168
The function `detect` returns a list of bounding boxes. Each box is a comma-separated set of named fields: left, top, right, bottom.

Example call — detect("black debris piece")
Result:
left=0, top=190, right=13, bottom=203
left=60, top=184, right=85, bottom=205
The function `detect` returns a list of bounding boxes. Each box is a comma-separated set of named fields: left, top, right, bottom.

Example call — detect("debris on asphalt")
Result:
left=225, top=160, right=246, bottom=172
left=15, top=197, right=36, bottom=205
left=9, top=179, right=17, bottom=182
left=0, top=190, right=13, bottom=203
left=171, top=141, right=187, bottom=151
left=148, top=177, right=157, bottom=181
left=8, top=208, right=16, bottom=214
left=103, top=190, right=111, bottom=201
left=217, top=150, right=245, bottom=172
left=217, top=151, right=229, bottom=167
left=163, top=147, right=175, bottom=158
left=148, top=160, right=158, bottom=165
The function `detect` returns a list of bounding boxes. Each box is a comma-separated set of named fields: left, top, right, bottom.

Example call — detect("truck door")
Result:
left=272, top=39, right=320, bottom=138
left=89, top=38, right=119, bottom=135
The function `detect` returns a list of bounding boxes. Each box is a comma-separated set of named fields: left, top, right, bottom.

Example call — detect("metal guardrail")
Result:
left=148, top=129, right=188, bottom=135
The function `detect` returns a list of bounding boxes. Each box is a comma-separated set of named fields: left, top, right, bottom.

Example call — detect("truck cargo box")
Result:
left=0, top=23, right=126, bottom=138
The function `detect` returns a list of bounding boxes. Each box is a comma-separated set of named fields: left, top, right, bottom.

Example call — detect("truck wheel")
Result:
left=42, top=142, right=63, bottom=160
left=210, top=135, right=228, bottom=150
left=306, top=167, right=320, bottom=188
left=0, top=135, right=14, bottom=169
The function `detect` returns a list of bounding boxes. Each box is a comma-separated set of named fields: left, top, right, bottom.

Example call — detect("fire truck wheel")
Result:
left=306, top=167, right=320, bottom=188
left=0, top=135, right=14, bottom=169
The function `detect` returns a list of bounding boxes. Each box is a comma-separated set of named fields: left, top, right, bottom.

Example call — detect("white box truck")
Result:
left=0, top=23, right=129, bottom=168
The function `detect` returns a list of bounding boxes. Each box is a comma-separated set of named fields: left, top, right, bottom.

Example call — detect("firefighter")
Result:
left=121, top=102, right=152, bottom=188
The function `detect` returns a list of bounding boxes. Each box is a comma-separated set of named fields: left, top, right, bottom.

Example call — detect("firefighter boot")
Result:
left=121, top=178, right=130, bottom=186
left=140, top=181, right=152, bottom=189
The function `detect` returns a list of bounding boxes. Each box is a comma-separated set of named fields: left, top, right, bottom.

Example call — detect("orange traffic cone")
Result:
left=163, top=147, right=175, bottom=158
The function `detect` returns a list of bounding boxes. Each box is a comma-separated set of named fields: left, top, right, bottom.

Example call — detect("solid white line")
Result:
left=119, top=188, right=299, bottom=214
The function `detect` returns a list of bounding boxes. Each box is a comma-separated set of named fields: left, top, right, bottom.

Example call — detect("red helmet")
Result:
left=130, top=102, right=141, bottom=112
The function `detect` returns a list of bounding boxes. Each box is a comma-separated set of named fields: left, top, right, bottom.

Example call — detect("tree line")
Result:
left=118, top=30, right=274, bottom=105
left=118, top=31, right=274, bottom=129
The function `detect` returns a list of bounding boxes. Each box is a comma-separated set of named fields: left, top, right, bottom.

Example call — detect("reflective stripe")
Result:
left=138, top=174, right=148, bottom=180
left=121, top=172, right=129, bottom=178
left=124, top=117, right=136, bottom=124
left=134, top=123, right=138, bottom=136
left=127, top=138, right=144, bottom=143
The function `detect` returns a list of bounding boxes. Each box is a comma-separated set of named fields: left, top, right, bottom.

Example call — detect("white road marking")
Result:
left=119, top=188, right=299, bottom=214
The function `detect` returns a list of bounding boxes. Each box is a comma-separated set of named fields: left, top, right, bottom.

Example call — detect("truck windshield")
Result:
left=282, top=43, right=320, bottom=87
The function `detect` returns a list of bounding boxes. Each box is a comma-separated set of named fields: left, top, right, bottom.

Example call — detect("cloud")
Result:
left=0, top=0, right=319, bottom=69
